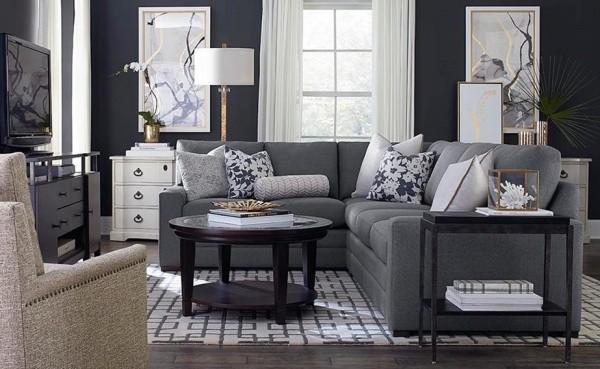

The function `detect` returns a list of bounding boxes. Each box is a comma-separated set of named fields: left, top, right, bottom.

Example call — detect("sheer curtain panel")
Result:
left=372, top=0, right=415, bottom=141
left=72, top=0, right=92, bottom=165
left=257, top=0, right=303, bottom=142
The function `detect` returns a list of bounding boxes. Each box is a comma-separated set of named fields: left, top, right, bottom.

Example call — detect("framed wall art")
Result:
left=138, top=7, right=211, bottom=132
left=466, top=6, right=540, bottom=133
left=458, top=82, right=503, bottom=144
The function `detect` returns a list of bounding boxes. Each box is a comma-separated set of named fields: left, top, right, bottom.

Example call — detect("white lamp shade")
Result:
left=194, top=48, right=254, bottom=86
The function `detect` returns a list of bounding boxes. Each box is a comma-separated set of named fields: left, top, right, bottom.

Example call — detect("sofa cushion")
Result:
left=265, top=142, right=339, bottom=199
left=255, top=175, right=329, bottom=201
left=225, top=147, right=274, bottom=198
left=183, top=197, right=347, bottom=229
left=424, top=141, right=561, bottom=208
left=352, top=134, right=424, bottom=198
left=367, top=150, right=435, bottom=204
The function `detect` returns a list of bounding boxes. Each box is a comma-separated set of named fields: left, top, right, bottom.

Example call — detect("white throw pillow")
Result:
left=430, top=150, right=494, bottom=212
left=352, top=133, right=424, bottom=198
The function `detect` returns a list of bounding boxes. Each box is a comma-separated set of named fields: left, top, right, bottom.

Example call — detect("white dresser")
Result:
left=560, top=158, right=591, bottom=243
left=110, top=155, right=176, bottom=241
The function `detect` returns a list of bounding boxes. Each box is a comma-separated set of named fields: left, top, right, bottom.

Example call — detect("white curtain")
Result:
left=372, top=0, right=415, bottom=141
left=72, top=0, right=91, bottom=166
left=257, top=0, right=303, bottom=142
left=36, top=0, right=62, bottom=154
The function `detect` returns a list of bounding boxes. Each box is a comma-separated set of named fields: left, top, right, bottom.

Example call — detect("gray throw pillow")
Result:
left=176, top=150, right=229, bottom=201
left=225, top=147, right=274, bottom=198
left=353, top=133, right=424, bottom=198
left=367, top=149, right=435, bottom=204
left=254, top=175, right=330, bottom=201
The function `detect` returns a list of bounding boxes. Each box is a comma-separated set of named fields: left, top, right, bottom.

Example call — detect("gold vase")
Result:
left=518, top=131, right=536, bottom=145
left=143, top=124, right=161, bottom=143
left=536, top=121, right=548, bottom=145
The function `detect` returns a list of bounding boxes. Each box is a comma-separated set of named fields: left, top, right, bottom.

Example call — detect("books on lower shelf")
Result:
left=125, top=142, right=175, bottom=158
left=475, top=207, right=554, bottom=217
left=208, top=208, right=294, bottom=226
left=453, top=279, right=534, bottom=294
left=57, top=238, right=76, bottom=257
left=446, top=280, right=542, bottom=311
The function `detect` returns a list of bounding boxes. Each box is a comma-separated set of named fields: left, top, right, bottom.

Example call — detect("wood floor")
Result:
left=103, top=239, right=600, bottom=368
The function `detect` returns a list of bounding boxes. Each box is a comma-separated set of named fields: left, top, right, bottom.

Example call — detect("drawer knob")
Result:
left=60, top=219, right=69, bottom=225
left=133, top=168, right=143, bottom=177
left=74, top=212, right=83, bottom=217
left=59, top=192, right=68, bottom=197
left=52, top=223, right=61, bottom=229
left=163, top=165, right=168, bottom=171
left=133, top=191, right=144, bottom=200
left=134, top=214, right=144, bottom=223
left=73, top=187, right=82, bottom=192
left=560, top=170, right=569, bottom=179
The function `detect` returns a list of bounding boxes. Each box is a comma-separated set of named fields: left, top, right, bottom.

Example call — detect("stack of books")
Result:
left=125, top=142, right=175, bottom=158
left=446, top=280, right=543, bottom=311
left=207, top=208, right=294, bottom=228
left=475, top=207, right=554, bottom=217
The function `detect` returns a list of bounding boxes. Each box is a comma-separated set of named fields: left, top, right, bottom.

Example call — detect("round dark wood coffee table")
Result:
left=168, top=215, right=332, bottom=325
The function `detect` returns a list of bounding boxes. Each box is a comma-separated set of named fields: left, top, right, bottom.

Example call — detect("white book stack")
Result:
left=446, top=280, right=543, bottom=311
left=126, top=142, right=175, bottom=158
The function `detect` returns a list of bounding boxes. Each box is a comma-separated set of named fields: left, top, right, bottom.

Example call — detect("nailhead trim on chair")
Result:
left=24, top=258, right=147, bottom=307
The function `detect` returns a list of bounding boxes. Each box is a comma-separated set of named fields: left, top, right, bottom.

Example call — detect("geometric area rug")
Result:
left=147, top=264, right=600, bottom=346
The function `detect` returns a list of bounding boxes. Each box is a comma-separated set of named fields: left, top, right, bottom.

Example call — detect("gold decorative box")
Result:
left=488, top=169, right=540, bottom=211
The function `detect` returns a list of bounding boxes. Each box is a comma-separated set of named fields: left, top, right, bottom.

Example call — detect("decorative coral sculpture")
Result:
left=494, top=181, right=536, bottom=210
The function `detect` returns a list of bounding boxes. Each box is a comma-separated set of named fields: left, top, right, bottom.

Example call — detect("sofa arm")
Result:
left=22, top=244, right=147, bottom=369
left=159, top=185, right=187, bottom=269
left=548, top=181, right=580, bottom=219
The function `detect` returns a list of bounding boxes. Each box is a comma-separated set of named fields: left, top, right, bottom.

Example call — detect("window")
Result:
left=302, top=4, right=372, bottom=142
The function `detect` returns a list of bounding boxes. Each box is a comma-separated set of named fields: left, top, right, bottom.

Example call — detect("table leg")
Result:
left=273, top=243, right=290, bottom=325
left=418, top=222, right=426, bottom=348
left=218, top=244, right=231, bottom=283
left=431, top=229, right=438, bottom=364
left=543, top=233, right=551, bottom=347
left=302, top=241, right=317, bottom=290
left=565, top=225, right=574, bottom=363
left=180, top=239, right=196, bottom=317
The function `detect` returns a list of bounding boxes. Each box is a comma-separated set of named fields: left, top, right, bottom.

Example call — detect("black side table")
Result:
left=418, top=212, right=574, bottom=364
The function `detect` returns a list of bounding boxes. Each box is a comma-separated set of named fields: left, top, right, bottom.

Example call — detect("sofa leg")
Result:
left=393, top=330, right=412, bottom=338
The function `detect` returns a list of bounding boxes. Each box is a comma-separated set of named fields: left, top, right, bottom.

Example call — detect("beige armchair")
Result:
left=0, top=153, right=147, bottom=369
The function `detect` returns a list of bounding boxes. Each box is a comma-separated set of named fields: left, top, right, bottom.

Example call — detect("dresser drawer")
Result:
left=114, top=161, right=174, bottom=184
left=114, top=185, right=167, bottom=207
left=114, top=208, right=159, bottom=230
left=45, top=202, right=85, bottom=237
left=37, top=177, right=85, bottom=209
left=560, top=164, right=587, bottom=185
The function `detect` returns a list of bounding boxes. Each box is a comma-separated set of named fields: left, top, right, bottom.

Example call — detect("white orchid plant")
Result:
left=112, top=61, right=162, bottom=126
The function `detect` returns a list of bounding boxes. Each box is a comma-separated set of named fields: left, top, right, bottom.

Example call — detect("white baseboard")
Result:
left=101, top=216, right=112, bottom=236
left=588, top=219, right=600, bottom=240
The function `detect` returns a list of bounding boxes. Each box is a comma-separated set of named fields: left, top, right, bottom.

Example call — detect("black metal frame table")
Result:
left=417, top=212, right=574, bottom=364
left=169, top=215, right=332, bottom=325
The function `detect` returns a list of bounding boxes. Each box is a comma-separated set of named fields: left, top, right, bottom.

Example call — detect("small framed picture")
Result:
left=457, top=82, right=503, bottom=144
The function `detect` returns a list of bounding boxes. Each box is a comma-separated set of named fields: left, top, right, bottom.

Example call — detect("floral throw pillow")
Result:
left=224, top=147, right=274, bottom=198
left=367, top=149, right=435, bottom=204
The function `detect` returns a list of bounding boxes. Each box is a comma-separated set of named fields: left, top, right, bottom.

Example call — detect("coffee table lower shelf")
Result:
left=421, top=299, right=567, bottom=316
left=189, top=281, right=318, bottom=310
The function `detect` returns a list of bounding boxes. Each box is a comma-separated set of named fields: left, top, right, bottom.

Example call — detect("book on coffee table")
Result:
left=208, top=209, right=293, bottom=225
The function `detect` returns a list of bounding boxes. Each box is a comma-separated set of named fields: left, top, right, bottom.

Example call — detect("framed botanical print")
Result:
left=138, top=7, right=211, bottom=132
left=458, top=82, right=503, bottom=144
left=466, top=6, right=540, bottom=133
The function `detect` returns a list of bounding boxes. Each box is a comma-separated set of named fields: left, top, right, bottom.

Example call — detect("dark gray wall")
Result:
left=91, top=0, right=600, bottom=218
left=0, top=0, right=36, bottom=41
left=90, top=0, right=262, bottom=215
left=415, top=0, right=600, bottom=218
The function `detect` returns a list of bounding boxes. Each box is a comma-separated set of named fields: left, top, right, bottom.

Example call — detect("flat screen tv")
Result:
left=0, top=34, right=52, bottom=149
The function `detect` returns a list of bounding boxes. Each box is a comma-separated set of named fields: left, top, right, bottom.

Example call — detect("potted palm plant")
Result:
left=518, top=56, right=600, bottom=148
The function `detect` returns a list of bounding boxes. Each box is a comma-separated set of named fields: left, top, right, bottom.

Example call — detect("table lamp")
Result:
left=194, top=44, right=254, bottom=141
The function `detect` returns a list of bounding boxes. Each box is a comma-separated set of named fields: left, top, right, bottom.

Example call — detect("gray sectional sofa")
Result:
left=159, top=139, right=583, bottom=336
